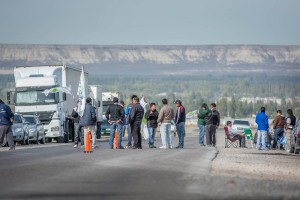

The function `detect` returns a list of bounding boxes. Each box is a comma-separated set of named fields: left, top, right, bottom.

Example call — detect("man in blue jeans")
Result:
left=197, top=103, right=210, bottom=146
left=145, top=102, right=159, bottom=148
left=106, top=97, right=125, bottom=149
left=174, top=100, right=186, bottom=149
left=255, top=106, right=269, bottom=150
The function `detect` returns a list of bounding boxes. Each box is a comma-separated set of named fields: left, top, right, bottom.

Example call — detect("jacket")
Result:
left=286, top=115, right=296, bottom=130
left=197, top=108, right=210, bottom=125
left=175, top=105, right=186, bottom=124
left=273, top=115, right=285, bottom=129
left=71, top=108, right=80, bottom=123
left=255, top=112, right=269, bottom=131
left=204, top=110, right=220, bottom=126
left=105, top=103, right=124, bottom=122
left=145, top=109, right=159, bottom=128
left=157, top=105, right=174, bottom=124
left=0, top=101, right=14, bottom=126
left=79, top=103, right=97, bottom=126
left=129, top=103, right=144, bottom=124
left=124, top=103, right=134, bottom=125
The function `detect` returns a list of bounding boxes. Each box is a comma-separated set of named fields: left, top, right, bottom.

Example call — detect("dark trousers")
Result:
left=205, top=124, right=216, bottom=146
left=131, top=122, right=142, bottom=148
left=233, top=134, right=246, bottom=147
left=272, top=128, right=284, bottom=148
left=0, top=125, right=15, bottom=148
left=176, top=122, right=185, bottom=148
left=74, top=123, right=83, bottom=145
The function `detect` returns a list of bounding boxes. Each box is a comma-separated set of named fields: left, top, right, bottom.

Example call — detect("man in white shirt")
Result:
left=226, top=121, right=246, bottom=148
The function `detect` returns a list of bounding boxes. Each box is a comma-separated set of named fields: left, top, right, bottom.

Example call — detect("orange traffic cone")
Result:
left=84, top=130, right=93, bottom=153
left=113, top=130, right=118, bottom=149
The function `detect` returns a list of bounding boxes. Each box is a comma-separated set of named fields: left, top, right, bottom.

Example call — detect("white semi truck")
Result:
left=9, top=65, right=89, bottom=143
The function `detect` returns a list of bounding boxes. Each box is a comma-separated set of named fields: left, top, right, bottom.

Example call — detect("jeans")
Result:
left=109, top=122, right=123, bottom=148
left=272, top=128, right=284, bottom=148
left=83, top=126, right=96, bottom=147
left=147, top=127, right=157, bottom=145
left=176, top=122, right=185, bottom=148
left=160, top=123, right=172, bottom=148
left=0, top=125, right=14, bottom=148
left=198, top=124, right=205, bottom=144
left=125, top=124, right=132, bottom=145
left=74, top=123, right=83, bottom=145
left=256, top=130, right=267, bottom=149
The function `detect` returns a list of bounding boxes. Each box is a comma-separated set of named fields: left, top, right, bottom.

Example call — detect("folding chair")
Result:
left=224, top=127, right=239, bottom=148
left=244, top=128, right=254, bottom=148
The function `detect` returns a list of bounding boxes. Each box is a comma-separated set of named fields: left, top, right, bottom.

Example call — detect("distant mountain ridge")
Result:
left=1, top=44, right=300, bottom=75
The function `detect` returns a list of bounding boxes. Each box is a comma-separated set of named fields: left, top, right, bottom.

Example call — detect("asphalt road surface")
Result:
left=1, top=129, right=299, bottom=200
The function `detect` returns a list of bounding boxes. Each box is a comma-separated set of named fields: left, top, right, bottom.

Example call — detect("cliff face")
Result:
left=1, top=44, right=300, bottom=75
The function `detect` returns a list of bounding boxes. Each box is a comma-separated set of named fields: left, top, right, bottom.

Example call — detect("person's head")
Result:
left=131, top=95, right=138, bottom=102
left=150, top=102, right=156, bottom=110
left=174, top=99, right=182, bottom=107
left=133, top=97, right=139, bottom=104
left=276, top=110, right=282, bottom=115
left=162, top=98, right=168, bottom=105
left=113, top=97, right=119, bottom=103
left=210, top=103, right=216, bottom=111
left=261, top=107, right=266, bottom=113
left=119, top=100, right=125, bottom=107
left=201, top=103, right=208, bottom=109
left=86, top=97, right=92, bottom=104
left=287, top=109, right=293, bottom=116
left=226, top=121, right=232, bottom=127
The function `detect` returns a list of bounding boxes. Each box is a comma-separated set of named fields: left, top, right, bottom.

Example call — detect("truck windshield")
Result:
left=16, top=90, right=58, bottom=105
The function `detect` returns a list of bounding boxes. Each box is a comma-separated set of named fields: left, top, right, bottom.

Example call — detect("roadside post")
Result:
left=113, top=130, right=118, bottom=149
left=84, top=130, right=93, bottom=153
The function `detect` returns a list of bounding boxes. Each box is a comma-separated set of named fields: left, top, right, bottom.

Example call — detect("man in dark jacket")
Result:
left=79, top=97, right=98, bottom=148
left=204, top=103, right=220, bottom=147
left=0, top=99, right=15, bottom=150
left=106, top=97, right=125, bottom=149
left=175, top=99, right=186, bottom=148
left=145, top=102, right=159, bottom=148
left=129, top=97, right=144, bottom=149
left=72, top=101, right=83, bottom=148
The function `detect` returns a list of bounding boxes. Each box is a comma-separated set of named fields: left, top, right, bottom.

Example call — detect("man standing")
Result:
left=285, top=109, right=296, bottom=152
left=255, top=107, right=269, bottom=150
left=145, top=102, right=159, bottom=148
left=157, top=98, right=174, bottom=149
left=72, top=102, right=84, bottom=148
left=272, top=110, right=285, bottom=149
left=197, top=103, right=210, bottom=146
left=79, top=97, right=98, bottom=149
left=106, top=97, right=125, bottom=149
left=124, top=95, right=137, bottom=149
left=0, top=99, right=15, bottom=150
left=129, top=97, right=144, bottom=149
left=204, top=103, right=220, bottom=147
left=174, top=100, right=186, bottom=149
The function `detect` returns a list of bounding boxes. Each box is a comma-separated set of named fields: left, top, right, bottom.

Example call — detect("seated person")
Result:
left=226, top=121, right=246, bottom=148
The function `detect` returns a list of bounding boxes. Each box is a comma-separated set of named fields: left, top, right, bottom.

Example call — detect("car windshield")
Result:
left=233, top=120, right=250, bottom=126
left=24, top=117, right=36, bottom=125
left=16, top=90, right=58, bottom=106
left=13, top=115, right=22, bottom=123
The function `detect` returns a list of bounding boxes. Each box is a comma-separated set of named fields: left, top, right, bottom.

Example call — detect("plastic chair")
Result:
left=244, top=128, right=254, bottom=148
left=224, top=127, right=239, bottom=148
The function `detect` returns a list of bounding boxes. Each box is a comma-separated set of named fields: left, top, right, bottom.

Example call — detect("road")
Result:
left=1, top=128, right=299, bottom=200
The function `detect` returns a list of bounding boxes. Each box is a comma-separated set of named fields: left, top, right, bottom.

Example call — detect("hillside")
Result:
left=1, top=44, right=300, bottom=75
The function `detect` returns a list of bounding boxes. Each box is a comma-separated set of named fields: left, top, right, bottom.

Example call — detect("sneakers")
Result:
left=169, top=145, right=173, bottom=149
left=118, top=146, right=125, bottom=149
left=159, top=146, right=167, bottom=149
left=199, top=144, right=206, bottom=146
left=9, top=147, right=15, bottom=151
left=125, top=144, right=132, bottom=149
left=73, top=144, right=78, bottom=148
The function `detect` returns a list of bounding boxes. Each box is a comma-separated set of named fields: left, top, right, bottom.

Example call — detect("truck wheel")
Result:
left=46, top=138, right=52, bottom=143
left=57, top=136, right=64, bottom=143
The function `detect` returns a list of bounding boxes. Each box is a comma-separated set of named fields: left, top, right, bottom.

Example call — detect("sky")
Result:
left=0, top=0, right=299, bottom=45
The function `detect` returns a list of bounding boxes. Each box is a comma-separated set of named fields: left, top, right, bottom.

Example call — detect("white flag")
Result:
left=77, top=66, right=86, bottom=117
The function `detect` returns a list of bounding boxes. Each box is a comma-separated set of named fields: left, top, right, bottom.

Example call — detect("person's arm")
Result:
left=153, top=110, right=159, bottom=118
left=157, top=109, right=163, bottom=123
left=129, top=106, right=136, bottom=122
left=265, top=115, right=269, bottom=130
left=216, top=111, right=220, bottom=127
left=91, top=106, right=97, bottom=121
left=105, top=106, right=110, bottom=121
left=273, top=116, right=279, bottom=129
left=120, top=107, right=125, bottom=120
left=285, top=117, right=291, bottom=130
left=144, top=110, right=150, bottom=119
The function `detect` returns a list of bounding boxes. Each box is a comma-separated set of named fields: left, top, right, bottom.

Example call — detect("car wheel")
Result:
left=20, top=132, right=26, bottom=145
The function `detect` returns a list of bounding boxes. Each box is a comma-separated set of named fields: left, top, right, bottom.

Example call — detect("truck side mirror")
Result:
left=63, top=92, right=67, bottom=101
left=7, top=91, right=15, bottom=105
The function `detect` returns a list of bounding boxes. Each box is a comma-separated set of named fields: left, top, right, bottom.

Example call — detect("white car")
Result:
left=232, top=119, right=250, bottom=132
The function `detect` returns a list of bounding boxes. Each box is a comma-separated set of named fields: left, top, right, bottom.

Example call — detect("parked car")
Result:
left=286, top=119, right=300, bottom=154
left=12, top=113, right=29, bottom=145
left=23, top=115, right=45, bottom=144
left=232, top=119, right=250, bottom=132
left=101, top=119, right=111, bottom=134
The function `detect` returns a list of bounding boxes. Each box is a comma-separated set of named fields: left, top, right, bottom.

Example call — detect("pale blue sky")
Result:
left=0, top=0, right=299, bottom=45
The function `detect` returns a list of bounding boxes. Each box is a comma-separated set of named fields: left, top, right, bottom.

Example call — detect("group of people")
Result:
left=197, top=103, right=220, bottom=147
left=255, top=107, right=296, bottom=150
left=72, top=95, right=188, bottom=149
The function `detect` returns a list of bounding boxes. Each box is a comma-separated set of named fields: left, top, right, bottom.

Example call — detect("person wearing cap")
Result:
left=197, top=103, right=210, bottom=146
left=79, top=97, right=98, bottom=148
left=106, top=97, right=125, bottom=149
left=157, top=98, right=174, bottom=149
left=0, top=99, right=15, bottom=150
left=174, top=100, right=186, bottom=148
